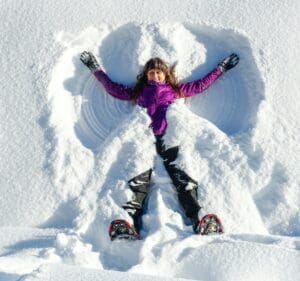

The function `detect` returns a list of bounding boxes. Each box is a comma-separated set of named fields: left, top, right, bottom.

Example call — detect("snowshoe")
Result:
left=109, top=219, right=139, bottom=241
left=196, top=214, right=224, bottom=235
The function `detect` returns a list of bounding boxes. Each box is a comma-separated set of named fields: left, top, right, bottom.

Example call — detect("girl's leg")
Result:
left=155, top=136, right=201, bottom=224
left=122, top=169, right=152, bottom=232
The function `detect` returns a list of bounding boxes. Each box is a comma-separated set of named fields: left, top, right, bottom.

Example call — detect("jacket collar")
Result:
left=147, top=80, right=167, bottom=86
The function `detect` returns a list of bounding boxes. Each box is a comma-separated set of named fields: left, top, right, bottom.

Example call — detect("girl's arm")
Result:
left=80, top=51, right=133, bottom=101
left=179, top=53, right=239, bottom=98
left=94, top=69, right=133, bottom=101
left=179, top=67, right=222, bottom=98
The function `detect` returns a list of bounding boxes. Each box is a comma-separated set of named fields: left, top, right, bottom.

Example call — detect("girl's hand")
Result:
left=218, top=53, right=239, bottom=73
left=80, top=51, right=100, bottom=73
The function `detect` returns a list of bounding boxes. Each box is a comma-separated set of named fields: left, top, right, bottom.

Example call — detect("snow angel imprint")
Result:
left=80, top=51, right=239, bottom=240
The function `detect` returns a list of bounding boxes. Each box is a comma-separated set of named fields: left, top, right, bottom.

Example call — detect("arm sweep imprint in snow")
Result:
left=182, top=23, right=265, bottom=137
left=68, top=22, right=265, bottom=153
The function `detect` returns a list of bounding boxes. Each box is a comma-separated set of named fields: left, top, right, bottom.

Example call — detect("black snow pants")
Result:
left=123, top=136, right=201, bottom=231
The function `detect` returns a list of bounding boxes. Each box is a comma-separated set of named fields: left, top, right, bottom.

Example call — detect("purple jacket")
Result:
left=94, top=68, right=222, bottom=135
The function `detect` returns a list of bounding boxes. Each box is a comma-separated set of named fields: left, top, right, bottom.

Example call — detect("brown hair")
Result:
left=131, top=57, right=183, bottom=102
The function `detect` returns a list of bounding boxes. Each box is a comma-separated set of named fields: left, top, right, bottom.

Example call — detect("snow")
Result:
left=21, top=264, right=196, bottom=281
left=1, top=0, right=300, bottom=280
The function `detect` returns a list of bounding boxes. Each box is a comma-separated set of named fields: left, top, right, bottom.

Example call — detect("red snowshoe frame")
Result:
left=199, top=214, right=224, bottom=235
left=109, top=219, right=139, bottom=241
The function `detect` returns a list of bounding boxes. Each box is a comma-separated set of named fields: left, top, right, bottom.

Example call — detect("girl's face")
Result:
left=146, top=68, right=166, bottom=83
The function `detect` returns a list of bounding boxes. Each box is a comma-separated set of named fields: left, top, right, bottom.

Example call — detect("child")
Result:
left=80, top=51, right=239, bottom=240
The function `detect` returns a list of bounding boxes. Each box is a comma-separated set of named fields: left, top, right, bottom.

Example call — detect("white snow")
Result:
left=0, top=0, right=300, bottom=280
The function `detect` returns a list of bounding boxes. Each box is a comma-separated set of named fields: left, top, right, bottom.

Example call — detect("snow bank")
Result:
left=16, top=236, right=300, bottom=281
left=130, top=236, right=300, bottom=281
left=21, top=264, right=196, bottom=281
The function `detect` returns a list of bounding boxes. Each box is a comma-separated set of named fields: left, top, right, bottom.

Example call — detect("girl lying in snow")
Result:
left=80, top=51, right=239, bottom=240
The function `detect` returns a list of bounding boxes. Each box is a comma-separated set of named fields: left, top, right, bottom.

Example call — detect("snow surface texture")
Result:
left=1, top=0, right=300, bottom=280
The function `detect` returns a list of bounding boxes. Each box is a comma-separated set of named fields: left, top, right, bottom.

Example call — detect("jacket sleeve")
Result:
left=179, top=67, right=223, bottom=98
left=94, top=69, right=133, bottom=101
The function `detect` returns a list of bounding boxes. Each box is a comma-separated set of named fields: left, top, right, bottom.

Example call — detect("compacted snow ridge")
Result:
left=1, top=0, right=299, bottom=280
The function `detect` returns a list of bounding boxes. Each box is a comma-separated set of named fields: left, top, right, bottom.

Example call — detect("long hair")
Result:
left=131, top=57, right=183, bottom=102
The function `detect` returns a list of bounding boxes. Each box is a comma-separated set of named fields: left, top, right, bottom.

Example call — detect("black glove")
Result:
left=218, top=53, right=239, bottom=73
left=80, top=51, right=100, bottom=72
